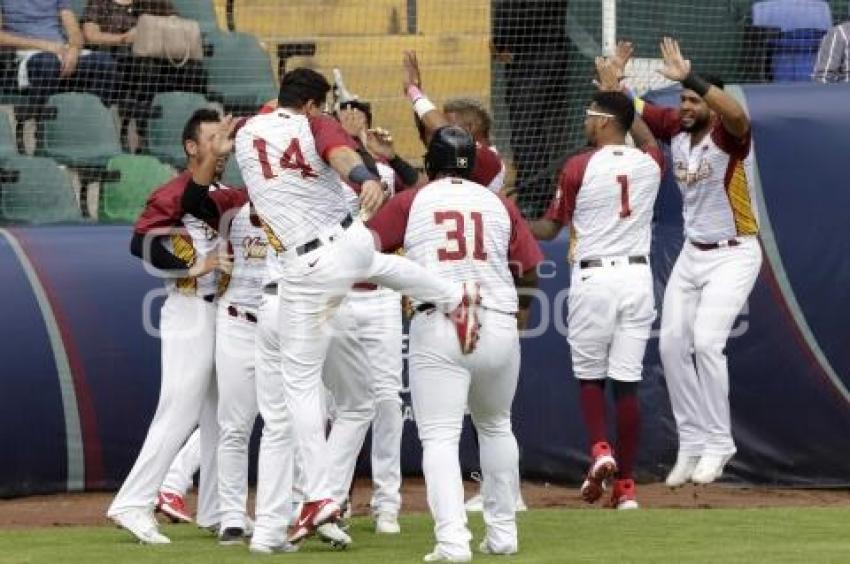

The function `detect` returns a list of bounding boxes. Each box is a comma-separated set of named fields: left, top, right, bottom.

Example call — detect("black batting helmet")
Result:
left=424, top=126, right=476, bottom=180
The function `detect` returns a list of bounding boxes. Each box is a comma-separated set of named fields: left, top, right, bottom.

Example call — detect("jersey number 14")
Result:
left=253, top=138, right=318, bottom=179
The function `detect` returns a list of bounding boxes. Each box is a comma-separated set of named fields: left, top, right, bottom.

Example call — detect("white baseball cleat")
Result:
left=249, top=541, right=299, bottom=554
left=691, top=454, right=732, bottom=485
left=665, top=454, right=701, bottom=488
left=111, top=508, right=171, bottom=544
left=423, top=548, right=472, bottom=562
left=317, top=522, right=352, bottom=548
left=479, top=540, right=518, bottom=555
left=375, top=512, right=401, bottom=534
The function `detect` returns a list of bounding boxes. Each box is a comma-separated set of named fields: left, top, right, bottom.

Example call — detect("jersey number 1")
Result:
left=617, top=175, right=632, bottom=218
left=253, top=138, right=317, bottom=179
left=434, top=211, right=487, bottom=261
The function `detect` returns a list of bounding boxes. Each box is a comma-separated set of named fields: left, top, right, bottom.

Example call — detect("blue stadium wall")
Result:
left=1, top=83, right=849, bottom=497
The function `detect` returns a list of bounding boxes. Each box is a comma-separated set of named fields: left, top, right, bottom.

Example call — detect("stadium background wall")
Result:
left=0, top=83, right=848, bottom=498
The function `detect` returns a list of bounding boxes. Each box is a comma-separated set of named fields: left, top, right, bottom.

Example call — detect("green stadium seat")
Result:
left=148, top=91, right=212, bottom=166
left=171, top=0, right=219, bottom=33
left=99, top=154, right=174, bottom=223
left=40, top=92, right=122, bottom=167
left=204, top=31, right=277, bottom=113
left=0, top=112, right=18, bottom=158
left=0, top=155, right=83, bottom=224
left=222, top=154, right=244, bottom=187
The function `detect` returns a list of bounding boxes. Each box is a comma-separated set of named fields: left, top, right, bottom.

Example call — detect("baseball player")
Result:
left=108, top=109, right=246, bottom=544
left=320, top=86, right=420, bottom=534
left=531, top=86, right=664, bottom=510
left=181, top=182, right=266, bottom=544
left=401, top=51, right=526, bottom=513
left=368, top=126, right=543, bottom=562
left=234, top=68, right=479, bottom=553
left=402, top=51, right=506, bottom=193
left=181, top=109, right=352, bottom=552
left=156, top=427, right=200, bottom=523
left=624, top=39, right=762, bottom=486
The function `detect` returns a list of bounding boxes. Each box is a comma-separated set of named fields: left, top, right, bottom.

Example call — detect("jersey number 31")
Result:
left=434, top=211, right=487, bottom=262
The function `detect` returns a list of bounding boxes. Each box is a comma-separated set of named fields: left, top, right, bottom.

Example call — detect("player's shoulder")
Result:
left=146, top=170, right=190, bottom=202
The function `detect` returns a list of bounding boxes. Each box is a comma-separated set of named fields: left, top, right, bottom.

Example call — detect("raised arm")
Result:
left=403, top=51, right=449, bottom=143
left=657, top=37, right=749, bottom=138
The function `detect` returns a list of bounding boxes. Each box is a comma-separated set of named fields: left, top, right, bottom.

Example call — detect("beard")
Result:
left=680, top=115, right=710, bottom=133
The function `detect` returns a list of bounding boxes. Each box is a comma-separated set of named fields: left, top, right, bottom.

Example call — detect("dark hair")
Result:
left=181, top=108, right=222, bottom=157
left=443, top=97, right=492, bottom=138
left=591, top=91, right=635, bottom=133
left=278, top=68, right=331, bottom=109
left=339, top=99, right=373, bottom=127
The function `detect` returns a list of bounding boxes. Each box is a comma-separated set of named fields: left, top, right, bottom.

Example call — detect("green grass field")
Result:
left=1, top=508, right=850, bottom=563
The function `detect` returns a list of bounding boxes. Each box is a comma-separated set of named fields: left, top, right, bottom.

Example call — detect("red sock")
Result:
left=579, top=380, right=607, bottom=449
left=614, top=382, right=640, bottom=480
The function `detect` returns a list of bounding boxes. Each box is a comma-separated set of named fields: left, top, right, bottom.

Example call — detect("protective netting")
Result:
left=0, top=0, right=846, bottom=223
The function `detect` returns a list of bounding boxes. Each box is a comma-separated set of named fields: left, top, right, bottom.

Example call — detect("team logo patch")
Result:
left=242, top=236, right=267, bottom=260
left=457, top=157, right=468, bottom=168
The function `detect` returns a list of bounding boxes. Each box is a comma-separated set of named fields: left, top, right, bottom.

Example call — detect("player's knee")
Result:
left=693, top=332, right=724, bottom=359
left=220, top=425, right=250, bottom=446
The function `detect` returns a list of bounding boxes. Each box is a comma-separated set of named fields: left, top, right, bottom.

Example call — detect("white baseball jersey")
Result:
left=545, top=145, right=664, bottom=263
left=368, top=177, right=544, bottom=314
left=219, top=203, right=268, bottom=311
left=642, top=104, right=759, bottom=243
left=234, top=109, right=357, bottom=256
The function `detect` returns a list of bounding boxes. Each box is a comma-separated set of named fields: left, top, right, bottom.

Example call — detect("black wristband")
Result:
left=682, top=71, right=711, bottom=97
left=348, top=163, right=379, bottom=186
left=388, top=155, right=420, bottom=187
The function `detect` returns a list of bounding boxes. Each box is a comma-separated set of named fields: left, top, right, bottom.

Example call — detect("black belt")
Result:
left=691, top=239, right=740, bottom=251
left=579, top=256, right=647, bottom=269
left=295, top=214, right=353, bottom=256
left=227, top=305, right=257, bottom=324
left=263, top=283, right=278, bottom=295
left=202, top=294, right=216, bottom=303
left=415, top=303, right=436, bottom=315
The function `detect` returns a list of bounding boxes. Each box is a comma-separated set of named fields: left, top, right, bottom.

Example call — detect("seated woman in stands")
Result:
left=81, top=0, right=207, bottom=149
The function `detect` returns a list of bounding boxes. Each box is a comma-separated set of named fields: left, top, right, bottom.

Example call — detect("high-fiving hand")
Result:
left=657, top=37, right=690, bottom=82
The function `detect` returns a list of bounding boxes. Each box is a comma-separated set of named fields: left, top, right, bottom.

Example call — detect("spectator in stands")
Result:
left=82, top=0, right=206, bottom=149
left=0, top=0, right=118, bottom=103
left=492, top=0, right=575, bottom=218
left=812, top=21, right=850, bottom=82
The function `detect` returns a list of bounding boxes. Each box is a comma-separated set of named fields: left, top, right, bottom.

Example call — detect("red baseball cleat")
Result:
left=609, top=478, right=639, bottom=510
left=156, top=491, right=193, bottom=524
left=287, top=499, right=341, bottom=544
left=579, top=441, right=618, bottom=504
left=449, top=282, right=481, bottom=355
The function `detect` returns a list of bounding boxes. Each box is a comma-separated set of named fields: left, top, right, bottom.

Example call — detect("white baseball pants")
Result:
left=254, top=220, right=460, bottom=546
left=252, top=288, right=295, bottom=548
left=659, top=237, right=762, bottom=456
left=323, top=289, right=404, bottom=516
left=215, top=304, right=260, bottom=530
left=108, top=293, right=220, bottom=527
left=160, top=427, right=200, bottom=496
left=567, top=258, right=656, bottom=382
left=410, top=309, right=520, bottom=559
